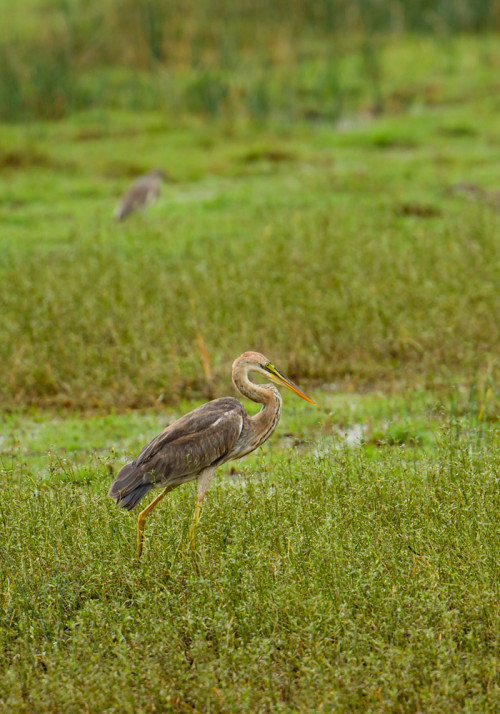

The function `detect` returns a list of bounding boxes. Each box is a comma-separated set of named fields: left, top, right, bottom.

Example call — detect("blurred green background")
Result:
left=1, top=0, right=500, bottom=121
left=1, top=2, right=500, bottom=409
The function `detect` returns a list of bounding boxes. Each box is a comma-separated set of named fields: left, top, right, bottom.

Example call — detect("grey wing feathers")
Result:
left=108, top=398, right=245, bottom=508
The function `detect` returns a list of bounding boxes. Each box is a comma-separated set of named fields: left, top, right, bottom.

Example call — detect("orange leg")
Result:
left=189, top=468, right=215, bottom=552
left=136, top=485, right=176, bottom=560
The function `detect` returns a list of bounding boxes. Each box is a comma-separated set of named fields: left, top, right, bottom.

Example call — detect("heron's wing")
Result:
left=136, top=397, right=244, bottom=474
left=108, top=398, right=245, bottom=498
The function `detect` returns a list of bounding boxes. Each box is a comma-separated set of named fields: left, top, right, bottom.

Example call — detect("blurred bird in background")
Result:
left=114, top=168, right=167, bottom=220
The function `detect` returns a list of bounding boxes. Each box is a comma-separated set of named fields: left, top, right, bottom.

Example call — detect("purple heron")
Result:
left=108, top=351, right=315, bottom=558
left=114, top=168, right=167, bottom=221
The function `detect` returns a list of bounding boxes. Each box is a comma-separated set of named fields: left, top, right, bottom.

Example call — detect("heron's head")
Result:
left=233, top=351, right=316, bottom=404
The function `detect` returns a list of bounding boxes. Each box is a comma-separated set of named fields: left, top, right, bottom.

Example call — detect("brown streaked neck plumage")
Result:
left=232, top=352, right=283, bottom=452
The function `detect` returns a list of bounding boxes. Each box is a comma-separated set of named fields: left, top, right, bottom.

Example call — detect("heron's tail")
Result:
left=108, top=463, right=153, bottom=511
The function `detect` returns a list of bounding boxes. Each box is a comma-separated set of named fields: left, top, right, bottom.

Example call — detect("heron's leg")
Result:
left=136, top=485, right=176, bottom=560
left=189, top=468, right=216, bottom=551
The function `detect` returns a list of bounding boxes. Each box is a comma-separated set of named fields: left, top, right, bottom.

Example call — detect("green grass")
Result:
left=1, top=4, right=499, bottom=122
left=1, top=396, right=499, bottom=711
left=1, top=39, right=500, bottom=409
left=1, top=28, right=500, bottom=711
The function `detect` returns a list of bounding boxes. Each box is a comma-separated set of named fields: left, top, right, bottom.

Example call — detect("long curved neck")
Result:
left=233, top=362, right=282, bottom=450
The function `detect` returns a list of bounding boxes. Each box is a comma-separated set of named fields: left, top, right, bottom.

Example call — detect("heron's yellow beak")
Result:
left=265, top=363, right=316, bottom=405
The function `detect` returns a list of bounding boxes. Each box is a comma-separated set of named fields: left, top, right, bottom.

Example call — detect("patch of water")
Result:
left=312, top=424, right=366, bottom=458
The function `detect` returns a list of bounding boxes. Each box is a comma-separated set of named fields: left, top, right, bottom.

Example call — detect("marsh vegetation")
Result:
left=0, top=2, right=499, bottom=710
